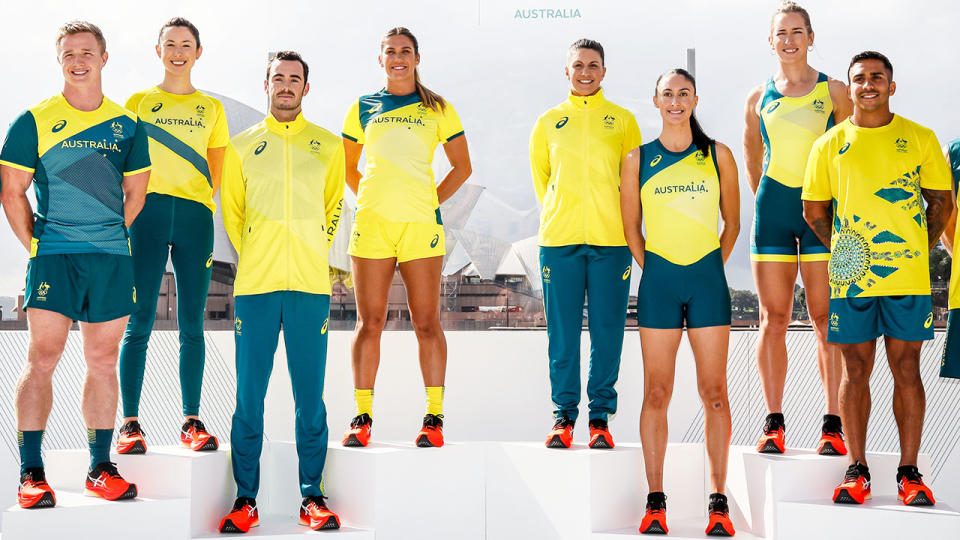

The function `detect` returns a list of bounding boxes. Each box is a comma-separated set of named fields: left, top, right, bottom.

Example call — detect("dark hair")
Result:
left=654, top=68, right=715, bottom=157
left=381, top=27, right=445, bottom=111
left=267, top=50, right=309, bottom=83
left=568, top=38, right=604, bottom=66
left=158, top=17, right=201, bottom=48
left=57, top=20, right=106, bottom=54
left=771, top=1, right=812, bottom=34
left=847, top=50, right=893, bottom=82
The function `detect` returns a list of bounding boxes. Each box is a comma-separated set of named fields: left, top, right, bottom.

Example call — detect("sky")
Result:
left=0, top=0, right=956, bottom=296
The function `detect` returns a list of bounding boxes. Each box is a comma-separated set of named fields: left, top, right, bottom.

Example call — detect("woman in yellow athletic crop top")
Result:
left=340, top=27, right=472, bottom=448
left=742, top=1, right=852, bottom=456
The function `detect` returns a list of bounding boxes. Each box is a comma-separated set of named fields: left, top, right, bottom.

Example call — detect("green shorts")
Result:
left=24, top=253, right=136, bottom=322
left=827, top=295, right=933, bottom=344
left=636, top=249, right=731, bottom=329
left=941, top=308, right=960, bottom=379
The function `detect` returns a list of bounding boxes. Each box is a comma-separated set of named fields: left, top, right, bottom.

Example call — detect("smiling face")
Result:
left=769, top=12, right=813, bottom=64
left=156, top=25, right=201, bottom=77
left=848, top=59, right=895, bottom=113
left=265, top=59, right=309, bottom=113
left=57, top=32, right=107, bottom=90
left=379, top=34, right=418, bottom=83
left=565, top=48, right=605, bottom=96
left=654, top=72, right=698, bottom=126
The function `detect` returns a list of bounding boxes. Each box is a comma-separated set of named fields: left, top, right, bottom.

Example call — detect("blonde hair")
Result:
left=771, top=1, right=812, bottom=34
left=381, top=27, right=446, bottom=111
left=57, top=20, right=106, bottom=54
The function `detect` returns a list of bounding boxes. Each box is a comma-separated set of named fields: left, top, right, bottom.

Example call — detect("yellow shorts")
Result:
left=348, top=219, right=445, bottom=263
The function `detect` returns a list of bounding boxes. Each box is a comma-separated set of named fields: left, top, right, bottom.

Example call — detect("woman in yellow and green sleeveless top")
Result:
left=117, top=17, right=229, bottom=454
left=340, top=27, right=472, bottom=448
left=622, top=68, right=739, bottom=537
left=743, top=1, right=851, bottom=456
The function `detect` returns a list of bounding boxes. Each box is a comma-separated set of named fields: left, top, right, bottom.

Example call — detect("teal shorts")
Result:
left=941, top=308, right=960, bottom=379
left=24, top=253, right=136, bottom=323
left=636, top=249, right=731, bottom=329
left=750, top=175, right=831, bottom=263
left=827, top=295, right=933, bottom=344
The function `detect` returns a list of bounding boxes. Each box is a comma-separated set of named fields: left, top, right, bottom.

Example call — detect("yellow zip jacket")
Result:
left=222, top=113, right=345, bottom=296
left=530, top=89, right=641, bottom=247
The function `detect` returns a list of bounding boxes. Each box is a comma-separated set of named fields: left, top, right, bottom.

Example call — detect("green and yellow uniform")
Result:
left=0, top=94, right=151, bottom=322
left=636, top=140, right=730, bottom=328
left=119, top=87, right=230, bottom=418
left=342, top=90, right=463, bottom=262
left=802, top=115, right=950, bottom=343
left=221, top=112, right=344, bottom=498
left=529, top=89, right=640, bottom=422
left=940, top=137, right=960, bottom=378
left=752, top=73, right=835, bottom=262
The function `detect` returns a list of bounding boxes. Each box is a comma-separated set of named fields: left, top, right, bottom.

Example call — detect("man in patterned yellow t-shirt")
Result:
left=802, top=51, right=952, bottom=508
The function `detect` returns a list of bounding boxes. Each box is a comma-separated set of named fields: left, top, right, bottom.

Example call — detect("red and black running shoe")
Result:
left=116, top=420, right=147, bottom=455
left=219, top=497, right=259, bottom=533
left=416, top=414, right=444, bottom=447
left=705, top=493, right=735, bottom=536
left=897, top=466, right=935, bottom=506
left=545, top=416, right=574, bottom=449
left=833, top=461, right=871, bottom=504
left=342, top=413, right=372, bottom=447
left=85, top=462, right=137, bottom=501
left=638, top=492, right=668, bottom=535
left=817, top=414, right=847, bottom=456
left=588, top=418, right=614, bottom=449
left=756, top=413, right=785, bottom=454
left=18, top=468, right=55, bottom=509
left=181, top=418, right=219, bottom=452
left=299, top=495, right=341, bottom=530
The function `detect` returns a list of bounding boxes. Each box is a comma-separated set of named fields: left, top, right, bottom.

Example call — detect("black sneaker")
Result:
left=706, top=493, right=735, bottom=536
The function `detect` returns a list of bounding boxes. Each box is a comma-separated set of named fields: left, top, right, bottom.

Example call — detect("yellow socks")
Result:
left=355, top=388, right=374, bottom=417
left=426, top=386, right=444, bottom=416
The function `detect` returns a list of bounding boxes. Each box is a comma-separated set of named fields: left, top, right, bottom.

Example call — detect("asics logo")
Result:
left=206, top=253, right=213, bottom=268
left=87, top=474, right=107, bottom=488
left=622, top=266, right=631, bottom=280
left=766, top=102, right=781, bottom=114
left=321, top=318, right=329, bottom=335
left=839, top=142, right=851, bottom=155
left=650, top=155, right=662, bottom=167
left=52, top=120, right=67, bottom=132
left=555, top=116, right=568, bottom=129
left=255, top=141, right=267, bottom=155
left=925, top=312, right=933, bottom=328
left=430, top=234, right=440, bottom=248
left=151, top=103, right=163, bottom=112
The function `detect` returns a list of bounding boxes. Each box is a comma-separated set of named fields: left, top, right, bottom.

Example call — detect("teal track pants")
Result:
left=119, top=193, right=213, bottom=417
left=232, top=291, right=331, bottom=498
left=540, top=245, right=631, bottom=422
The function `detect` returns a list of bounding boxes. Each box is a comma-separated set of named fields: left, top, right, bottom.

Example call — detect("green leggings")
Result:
left=119, top=193, right=213, bottom=418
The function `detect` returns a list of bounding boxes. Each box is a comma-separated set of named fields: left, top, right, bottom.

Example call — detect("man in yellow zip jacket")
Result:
left=217, top=51, right=344, bottom=533
left=530, top=39, right=641, bottom=449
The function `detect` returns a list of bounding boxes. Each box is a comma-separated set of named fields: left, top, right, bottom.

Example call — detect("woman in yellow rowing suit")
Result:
left=118, top=17, right=228, bottom=454
left=743, top=1, right=851, bottom=455
left=340, top=27, right=472, bottom=448
left=622, top=68, right=739, bottom=537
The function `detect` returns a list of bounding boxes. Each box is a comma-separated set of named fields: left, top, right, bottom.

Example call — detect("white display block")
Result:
left=485, top=442, right=706, bottom=540
left=192, top=521, right=374, bottom=539
left=2, top=491, right=189, bottom=540
left=43, top=446, right=235, bottom=536
left=725, top=445, right=933, bottom=537
left=777, top=497, right=960, bottom=540
left=592, top=517, right=763, bottom=540
left=263, top=440, right=484, bottom=540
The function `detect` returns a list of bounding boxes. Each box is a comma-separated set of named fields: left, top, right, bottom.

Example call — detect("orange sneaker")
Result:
left=180, top=418, right=219, bottom=452
left=416, top=414, right=444, bottom=447
left=897, top=466, right=935, bottom=506
left=219, top=497, right=259, bottom=533
left=546, top=416, right=574, bottom=449
left=342, top=413, right=372, bottom=447
left=299, top=496, right=341, bottom=530
left=705, top=493, right=735, bottom=536
left=638, top=492, right=668, bottom=535
left=756, top=414, right=785, bottom=454
left=833, top=462, right=871, bottom=504
left=116, top=420, right=147, bottom=455
left=84, top=462, right=137, bottom=501
left=18, top=468, right=56, bottom=509
left=817, top=415, right=847, bottom=456
left=588, top=418, right=614, bottom=449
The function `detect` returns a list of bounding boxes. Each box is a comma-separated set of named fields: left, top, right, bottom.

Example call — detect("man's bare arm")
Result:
left=802, top=199, right=834, bottom=249
left=923, top=188, right=953, bottom=250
